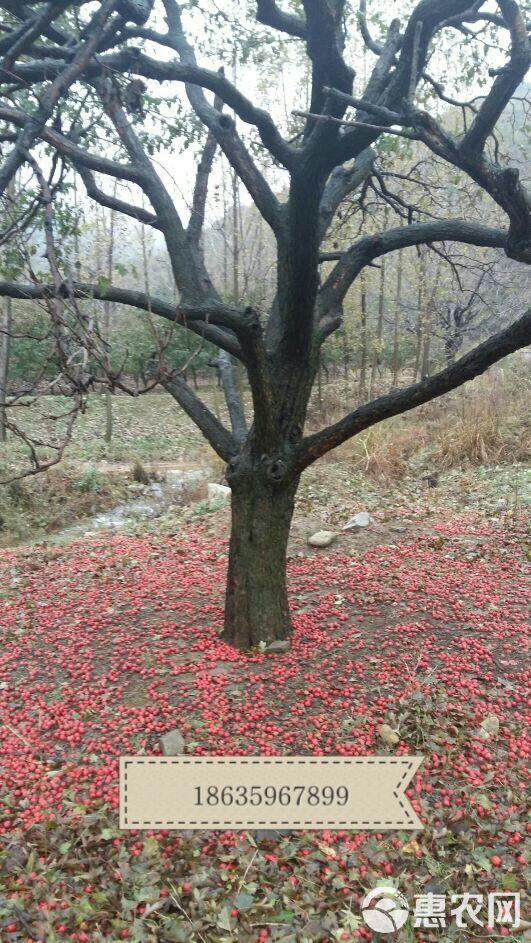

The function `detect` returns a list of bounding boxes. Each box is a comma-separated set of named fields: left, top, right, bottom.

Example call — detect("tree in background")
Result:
left=0, top=0, right=529, bottom=648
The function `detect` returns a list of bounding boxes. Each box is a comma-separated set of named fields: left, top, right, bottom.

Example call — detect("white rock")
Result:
left=208, top=483, right=231, bottom=504
left=479, top=714, right=499, bottom=737
left=143, top=482, right=164, bottom=502
left=159, top=728, right=186, bottom=755
left=342, top=511, right=372, bottom=530
left=378, top=723, right=400, bottom=746
left=265, top=640, right=291, bottom=653
left=307, top=530, right=337, bottom=547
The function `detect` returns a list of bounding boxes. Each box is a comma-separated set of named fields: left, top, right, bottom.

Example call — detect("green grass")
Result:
left=1, top=367, right=529, bottom=548
left=2, top=391, right=217, bottom=468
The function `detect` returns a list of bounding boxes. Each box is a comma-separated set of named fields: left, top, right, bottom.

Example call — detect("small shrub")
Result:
left=72, top=467, right=102, bottom=493
left=131, top=460, right=150, bottom=484
left=350, top=426, right=424, bottom=481
left=434, top=373, right=530, bottom=468
left=7, top=479, right=32, bottom=509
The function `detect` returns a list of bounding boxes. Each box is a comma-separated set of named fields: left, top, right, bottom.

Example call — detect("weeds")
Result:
left=72, top=466, right=103, bottom=493
left=315, top=364, right=530, bottom=481
left=131, top=460, right=150, bottom=485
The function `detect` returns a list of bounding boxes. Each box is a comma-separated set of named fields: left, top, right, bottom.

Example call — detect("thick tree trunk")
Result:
left=0, top=297, right=11, bottom=442
left=414, top=254, right=425, bottom=382
left=392, top=248, right=403, bottom=388
left=421, top=312, right=432, bottom=377
left=222, top=475, right=298, bottom=650
left=358, top=271, right=367, bottom=402
left=103, top=202, right=115, bottom=444
left=370, top=257, right=385, bottom=400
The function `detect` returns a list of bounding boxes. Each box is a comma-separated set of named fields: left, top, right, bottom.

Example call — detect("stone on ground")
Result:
left=378, top=723, right=400, bottom=746
left=159, top=728, right=186, bottom=755
left=307, top=530, right=337, bottom=547
left=342, top=511, right=372, bottom=530
left=265, top=640, right=291, bottom=653
left=208, top=483, right=231, bottom=504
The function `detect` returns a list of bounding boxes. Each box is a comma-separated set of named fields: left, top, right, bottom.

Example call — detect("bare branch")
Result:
left=256, top=0, right=306, bottom=39
left=461, top=0, right=530, bottom=152
left=318, top=147, right=374, bottom=242
left=161, top=371, right=238, bottom=461
left=0, top=105, right=146, bottom=186
left=75, top=164, right=160, bottom=228
left=0, top=1, right=69, bottom=70
left=293, top=108, right=418, bottom=140
left=157, top=2, right=286, bottom=229
left=297, top=307, right=531, bottom=469
left=187, top=85, right=223, bottom=249
left=0, top=281, right=245, bottom=358
left=94, top=77, right=217, bottom=305
left=357, top=0, right=384, bottom=55
left=319, top=219, right=507, bottom=315
left=405, top=105, right=531, bottom=263
left=0, top=0, right=119, bottom=196
left=300, top=0, right=353, bottom=143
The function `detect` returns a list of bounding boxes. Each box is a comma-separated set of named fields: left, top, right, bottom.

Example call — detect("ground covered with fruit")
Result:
left=0, top=511, right=529, bottom=942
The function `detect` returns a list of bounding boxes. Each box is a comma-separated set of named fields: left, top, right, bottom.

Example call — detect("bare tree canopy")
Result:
left=0, top=0, right=529, bottom=647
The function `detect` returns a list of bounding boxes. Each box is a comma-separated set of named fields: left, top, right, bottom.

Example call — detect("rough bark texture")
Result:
left=222, top=472, right=298, bottom=649
left=0, top=298, right=11, bottom=442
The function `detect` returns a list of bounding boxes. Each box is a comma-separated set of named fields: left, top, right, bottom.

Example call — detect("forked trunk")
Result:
left=221, top=476, right=298, bottom=650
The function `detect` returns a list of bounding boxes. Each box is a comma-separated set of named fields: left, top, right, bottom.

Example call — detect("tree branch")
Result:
left=0, top=1, right=68, bottom=69
left=0, top=0, right=71, bottom=49
left=0, top=281, right=244, bottom=359
left=0, top=0, right=119, bottom=197
left=187, top=86, right=223, bottom=249
left=216, top=350, right=248, bottom=441
left=297, top=307, right=531, bottom=469
left=300, top=0, right=353, bottom=144
left=0, top=103, right=148, bottom=185
left=75, top=164, right=160, bottom=228
left=357, top=0, right=384, bottom=54
left=94, top=76, right=216, bottom=305
left=319, top=219, right=507, bottom=315
left=161, top=372, right=238, bottom=461
left=157, top=1, right=287, bottom=229
left=256, top=0, right=306, bottom=39
left=460, top=0, right=530, bottom=152
left=112, top=44, right=294, bottom=167
left=332, top=17, right=402, bottom=164
left=385, top=0, right=481, bottom=110
left=318, top=146, right=374, bottom=242
left=405, top=105, right=531, bottom=263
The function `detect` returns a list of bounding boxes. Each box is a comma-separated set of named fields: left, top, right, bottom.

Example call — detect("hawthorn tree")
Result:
left=0, top=0, right=530, bottom=648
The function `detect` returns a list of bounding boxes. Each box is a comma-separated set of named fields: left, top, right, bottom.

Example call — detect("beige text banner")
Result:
left=120, top=756, right=424, bottom=830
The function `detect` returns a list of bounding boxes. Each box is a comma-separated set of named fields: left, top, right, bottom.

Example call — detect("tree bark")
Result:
left=222, top=473, right=298, bottom=649
left=370, top=258, right=385, bottom=399
left=421, top=308, right=432, bottom=377
left=103, top=202, right=116, bottom=444
left=358, top=270, right=368, bottom=402
left=0, top=297, right=11, bottom=442
left=391, top=247, right=403, bottom=388
left=217, top=349, right=247, bottom=440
